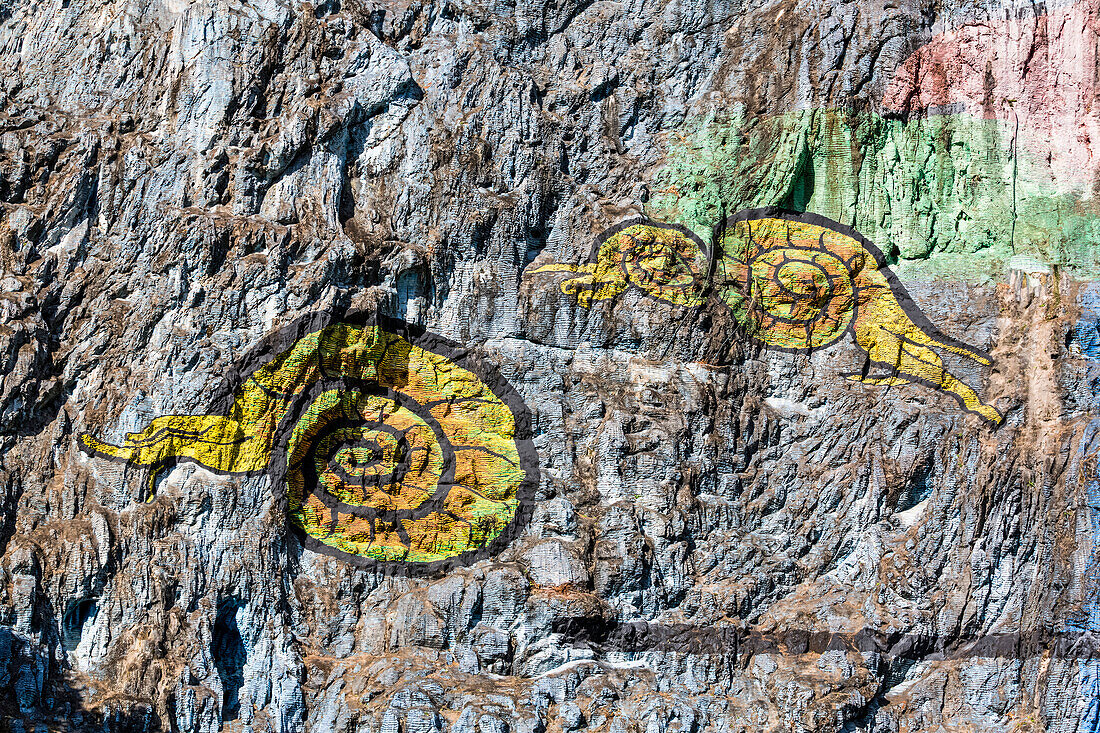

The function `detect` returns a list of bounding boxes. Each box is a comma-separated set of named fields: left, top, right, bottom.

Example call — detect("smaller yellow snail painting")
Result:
left=532, top=220, right=709, bottom=308
left=79, top=316, right=538, bottom=573
left=533, top=208, right=1001, bottom=424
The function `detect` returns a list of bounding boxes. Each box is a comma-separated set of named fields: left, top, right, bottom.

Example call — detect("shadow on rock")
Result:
left=0, top=627, right=161, bottom=733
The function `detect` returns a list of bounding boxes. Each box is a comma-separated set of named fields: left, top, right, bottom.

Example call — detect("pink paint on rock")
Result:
left=882, top=1, right=1100, bottom=195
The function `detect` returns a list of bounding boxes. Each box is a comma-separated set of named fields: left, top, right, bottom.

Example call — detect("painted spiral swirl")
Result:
left=79, top=315, right=538, bottom=573
left=609, top=220, right=708, bottom=307
left=714, top=214, right=862, bottom=352
left=535, top=219, right=708, bottom=307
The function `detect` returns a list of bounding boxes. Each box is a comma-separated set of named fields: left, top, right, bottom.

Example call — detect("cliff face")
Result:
left=1, top=0, right=1099, bottom=731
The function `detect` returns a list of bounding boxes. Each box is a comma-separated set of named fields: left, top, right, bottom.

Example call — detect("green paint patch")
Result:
left=650, top=110, right=1100, bottom=282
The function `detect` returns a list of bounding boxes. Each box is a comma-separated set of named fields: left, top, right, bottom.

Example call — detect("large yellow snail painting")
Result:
left=534, top=208, right=1002, bottom=424
left=79, top=316, right=538, bottom=573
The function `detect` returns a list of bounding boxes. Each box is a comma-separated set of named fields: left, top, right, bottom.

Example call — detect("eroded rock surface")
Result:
left=1, top=0, right=1099, bottom=731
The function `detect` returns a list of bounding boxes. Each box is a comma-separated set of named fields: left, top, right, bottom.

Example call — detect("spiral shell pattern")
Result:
left=535, top=220, right=709, bottom=308
left=275, top=324, right=536, bottom=567
left=715, top=215, right=863, bottom=352
left=78, top=317, right=538, bottom=573
left=606, top=220, right=707, bottom=306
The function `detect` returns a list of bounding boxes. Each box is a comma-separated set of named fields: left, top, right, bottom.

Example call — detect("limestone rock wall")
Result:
left=1, top=0, right=1099, bottom=731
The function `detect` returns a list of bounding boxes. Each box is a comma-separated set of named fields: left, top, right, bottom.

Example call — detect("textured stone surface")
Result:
left=1, top=0, right=1099, bottom=731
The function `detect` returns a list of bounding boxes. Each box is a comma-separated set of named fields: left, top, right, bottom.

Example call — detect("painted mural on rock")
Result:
left=534, top=208, right=1002, bottom=423
left=78, top=314, right=538, bottom=574
left=882, top=0, right=1100, bottom=198
left=651, top=0, right=1100, bottom=285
